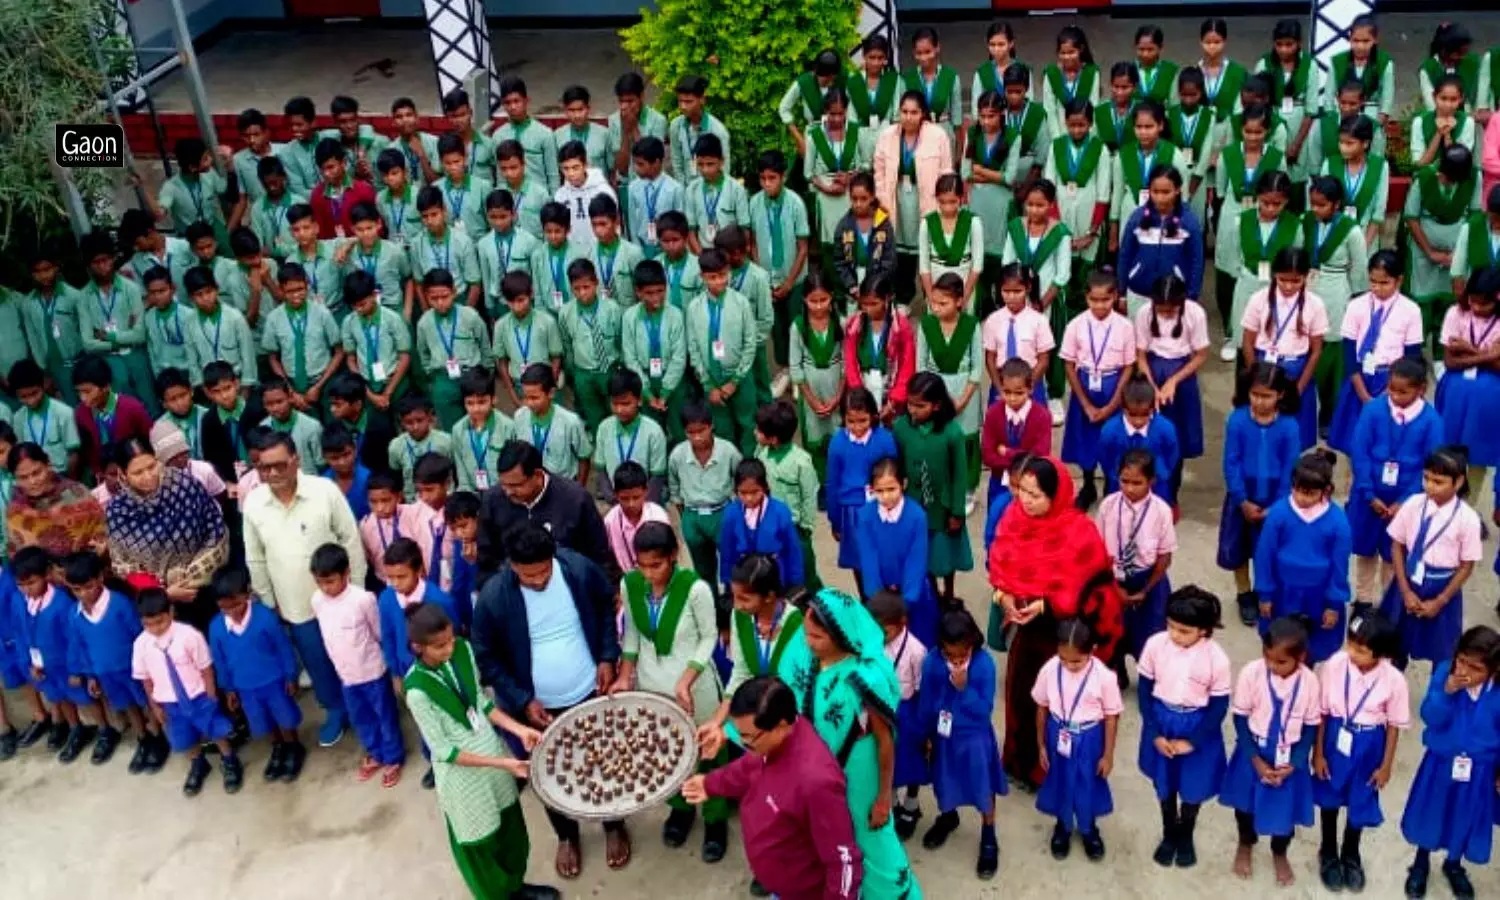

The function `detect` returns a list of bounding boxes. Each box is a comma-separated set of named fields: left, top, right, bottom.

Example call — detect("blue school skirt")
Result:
left=1216, top=491, right=1273, bottom=571
left=832, top=501, right=864, bottom=570
left=1378, top=568, right=1463, bottom=664
left=0, top=647, right=27, bottom=690
left=1062, top=369, right=1123, bottom=471
left=96, top=671, right=148, bottom=711
left=35, top=671, right=91, bottom=706
left=1401, top=749, right=1498, bottom=864
left=1148, top=354, right=1205, bottom=459
left=1327, top=367, right=1389, bottom=455
left=1437, top=369, right=1500, bottom=467
left=1311, top=719, right=1389, bottom=828
left=1138, top=701, right=1227, bottom=804
left=1348, top=484, right=1411, bottom=560
left=931, top=722, right=1008, bottom=814
left=1121, top=570, right=1170, bottom=661
left=162, top=694, right=233, bottom=753
left=239, top=681, right=304, bottom=738
left=1037, top=717, right=1114, bottom=831
left=893, top=695, right=930, bottom=789
left=1258, top=565, right=1345, bottom=664
left=1257, top=352, right=1317, bottom=449
left=1220, top=736, right=1315, bottom=836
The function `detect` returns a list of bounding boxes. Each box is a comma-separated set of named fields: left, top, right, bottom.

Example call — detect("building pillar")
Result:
left=1309, top=0, right=1377, bottom=69
left=423, top=0, right=502, bottom=115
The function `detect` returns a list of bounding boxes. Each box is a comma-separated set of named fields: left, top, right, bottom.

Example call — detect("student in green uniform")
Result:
left=476, top=190, right=541, bottom=321
left=321, top=95, right=387, bottom=182
left=413, top=186, right=482, bottom=313
left=622, top=261, right=689, bottom=442
left=441, top=87, right=497, bottom=186
left=1213, top=103, right=1289, bottom=224
left=150, top=137, right=230, bottom=248
left=1319, top=114, right=1388, bottom=254
left=22, top=246, right=85, bottom=404
left=593, top=368, right=668, bottom=501
left=1412, top=75, right=1479, bottom=168
left=558, top=259, right=622, bottom=432
left=262, top=262, right=344, bottom=413
left=1214, top=74, right=1289, bottom=163
left=415, top=270, right=490, bottom=430
left=1003, top=180, right=1073, bottom=398
left=154, top=368, right=207, bottom=460
left=788, top=272, right=844, bottom=484
left=972, top=22, right=1027, bottom=116
left=1170, top=68, right=1217, bottom=228
left=1305, top=176, right=1370, bottom=416
left=1109, top=101, right=1184, bottom=253
left=850, top=34, right=900, bottom=161
left=78, top=232, right=154, bottom=412
left=670, top=75, right=732, bottom=182
left=667, top=401, right=740, bottom=606
left=493, top=76, right=558, bottom=195
left=904, top=27, right=962, bottom=157
left=1002, top=65, right=1050, bottom=192
left=1405, top=143, right=1482, bottom=351
left=529, top=203, right=576, bottom=314
left=780, top=48, right=845, bottom=157
left=714, top=227, right=775, bottom=405
left=627, top=138, right=685, bottom=261
left=685, top=135, right=750, bottom=255
left=375, top=150, right=424, bottom=249
left=183, top=266, right=257, bottom=388
left=1095, top=63, right=1139, bottom=153
left=748, top=151, right=810, bottom=375
left=509, top=363, right=590, bottom=484
left=493, top=141, right=550, bottom=240
left=249, top=157, right=303, bottom=261
left=185, top=221, right=237, bottom=294
left=963, top=91, right=1021, bottom=319
left=689, top=249, right=760, bottom=454
left=919, top=174, right=985, bottom=311
left=8, top=361, right=80, bottom=472
left=1305, top=81, right=1364, bottom=200
left=1215, top=170, right=1302, bottom=355
left=555, top=85, right=611, bottom=174
left=217, top=230, right=280, bottom=370
left=388, top=96, right=441, bottom=186
left=608, top=73, right=671, bottom=238
left=1198, top=19, right=1248, bottom=123
left=493, top=272, right=563, bottom=410
left=450, top=368, right=515, bottom=492
left=278, top=96, right=321, bottom=196
left=389, top=394, right=454, bottom=500
left=753, top=399, right=822, bottom=593
left=340, top=270, right=412, bottom=417
left=260, top=377, right=325, bottom=474
left=891, top=371, right=971, bottom=605
left=916, top=273, right=984, bottom=511
left=1450, top=184, right=1500, bottom=298
left=140, top=266, right=192, bottom=377
left=1133, top=27, right=1179, bottom=104
left=285, top=203, right=345, bottom=319
left=434, top=133, right=493, bottom=240
left=231, top=109, right=281, bottom=212
left=1326, top=16, right=1394, bottom=157
left=337, top=204, right=413, bottom=325
left=1039, top=26, right=1103, bottom=136
left=804, top=87, right=867, bottom=282
left=1042, top=98, right=1112, bottom=319
left=585, top=195, right=644, bottom=306
left=120, top=208, right=194, bottom=305
left=655, top=213, right=704, bottom=313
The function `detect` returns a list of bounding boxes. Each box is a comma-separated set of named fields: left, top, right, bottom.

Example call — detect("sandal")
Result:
left=381, top=764, right=403, bottom=788
left=356, top=755, right=380, bottom=782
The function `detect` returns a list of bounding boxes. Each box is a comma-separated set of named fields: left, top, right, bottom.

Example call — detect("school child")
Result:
left=1309, top=611, right=1408, bottom=891
left=120, top=207, right=194, bottom=304
left=248, top=157, right=302, bottom=261
left=653, top=214, right=703, bottom=312
left=715, top=226, right=777, bottom=404
left=220, top=231, right=283, bottom=351
left=327, top=371, right=396, bottom=475
left=716, top=459, right=803, bottom=593
left=849, top=34, right=900, bottom=156
left=825, top=386, right=893, bottom=551
left=231, top=108, right=281, bottom=207
left=261, top=263, right=344, bottom=410
left=626, top=137, right=684, bottom=260
left=205, top=565, right=305, bottom=782
left=1304, top=177, right=1373, bottom=419
left=1039, top=26, right=1103, bottom=136
left=1406, top=145, right=1483, bottom=347
left=1165, top=70, right=1214, bottom=222
left=844, top=273, right=916, bottom=424
left=412, top=185, right=483, bottom=313
left=667, top=400, right=741, bottom=608
left=979, top=358, right=1052, bottom=509
left=1217, top=169, right=1301, bottom=361
left=1420, top=22, right=1488, bottom=112
left=601, top=461, right=670, bottom=575
left=410, top=455, right=460, bottom=593
left=804, top=88, right=866, bottom=272
left=410, top=279, right=485, bottom=431
left=276, top=96, right=321, bottom=195
left=582, top=194, right=643, bottom=307
left=1451, top=185, right=1500, bottom=299
left=830, top=174, right=898, bottom=312
left=336, top=204, right=412, bottom=322
left=786, top=271, right=843, bottom=480
left=0, top=564, right=49, bottom=759
left=1415, top=77, right=1480, bottom=171
left=848, top=453, right=934, bottom=636
left=962, top=92, right=1019, bottom=315
left=12, top=550, right=96, bottom=762
left=1240, top=247, right=1329, bottom=448
left=1306, top=82, right=1364, bottom=190
left=284, top=203, right=346, bottom=318
left=340, top=270, right=411, bottom=413
left=1094, top=63, right=1139, bottom=154
left=1191, top=19, right=1243, bottom=119
left=154, top=368, right=206, bottom=460
left=182, top=266, right=257, bottom=390
left=196, top=360, right=264, bottom=483
left=374, top=150, right=423, bottom=249
left=1001, top=65, right=1049, bottom=187
left=551, top=85, right=609, bottom=176
left=870, top=589, right=930, bottom=840
left=550, top=268, right=616, bottom=434
left=9, top=360, right=81, bottom=473
left=504, top=364, right=587, bottom=485
left=1135, top=275, right=1208, bottom=495
left=388, top=395, right=453, bottom=501
left=1061, top=272, right=1135, bottom=508
left=529, top=202, right=576, bottom=311
left=1439, top=269, right=1500, bottom=494
left=916, top=608, right=1006, bottom=878
left=981, top=262, right=1053, bottom=406
left=1318, top=129, right=1387, bottom=284
left=318, top=424, right=371, bottom=523
left=892, top=372, right=971, bottom=604
left=22, top=246, right=85, bottom=403
left=1109, top=103, right=1185, bottom=246
left=149, top=138, right=230, bottom=245
left=139, top=266, right=191, bottom=378
left=903, top=27, right=962, bottom=149
left=779, top=48, right=844, bottom=154
left=688, top=249, right=760, bottom=453
left=494, top=140, right=550, bottom=241
left=611, top=521, right=728, bottom=859
left=614, top=265, right=683, bottom=442
left=748, top=153, right=810, bottom=371
left=971, top=22, right=1026, bottom=109
left=1219, top=363, right=1303, bottom=626
left=670, top=74, right=732, bottom=181
left=308, top=137, right=379, bottom=240
left=1256, top=26, right=1322, bottom=192
left=387, top=96, right=440, bottom=186
left=556, top=149, right=616, bottom=254
left=1095, top=446, right=1175, bottom=663
left=435, top=91, right=492, bottom=185
left=1397, top=625, right=1500, bottom=900
left=1380, top=446, right=1483, bottom=666
left=1096, top=377, right=1180, bottom=504
left=440, top=492, right=482, bottom=630
left=1327, top=251, right=1420, bottom=451
left=359, top=471, right=419, bottom=576
left=1116, top=169, right=1204, bottom=323
left=918, top=175, right=984, bottom=310
left=375, top=536, right=460, bottom=691
left=750, top=400, right=820, bottom=593
left=492, top=76, right=558, bottom=194
left=77, top=232, right=155, bottom=409
left=449, top=368, right=514, bottom=492
left=71, top=357, right=151, bottom=472
left=1212, top=100, right=1290, bottom=246
left=320, top=95, right=388, bottom=179
left=493, top=271, right=563, bottom=410
left=1005, top=181, right=1075, bottom=330
left=1327, top=15, right=1394, bottom=145
left=917, top=273, right=983, bottom=509
left=309, top=543, right=405, bottom=787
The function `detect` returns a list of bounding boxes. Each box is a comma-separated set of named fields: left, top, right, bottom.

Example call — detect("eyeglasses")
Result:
left=255, top=458, right=294, bottom=474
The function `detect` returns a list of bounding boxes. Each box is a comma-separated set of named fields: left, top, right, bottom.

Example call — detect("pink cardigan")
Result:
left=843, top=309, right=916, bottom=407
left=873, top=122, right=954, bottom=234
left=1482, top=115, right=1500, bottom=207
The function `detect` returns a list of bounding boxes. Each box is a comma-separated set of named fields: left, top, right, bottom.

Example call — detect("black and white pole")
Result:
left=1310, top=0, right=1377, bottom=71
left=857, top=0, right=898, bottom=67
left=423, top=0, right=502, bottom=115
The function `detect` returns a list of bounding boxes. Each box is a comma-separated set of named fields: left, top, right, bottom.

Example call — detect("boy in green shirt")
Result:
left=78, top=231, right=155, bottom=411
left=154, top=368, right=207, bottom=459
left=584, top=195, right=644, bottom=306
left=185, top=221, right=238, bottom=294
left=747, top=151, right=810, bottom=379
left=120, top=208, right=193, bottom=305
left=219, top=228, right=281, bottom=357
left=556, top=85, right=611, bottom=173
left=441, top=87, right=496, bottom=186
left=531, top=203, right=576, bottom=314
left=278, top=96, right=322, bottom=195
left=477, top=190, right=541, bottom=320
left=375, top=149, right=424, bottom=248
left=625, top=137, right=684, bottom=258
left=621, top=261, right=688, bottom=442
left=558, top=259, right=623, bottom=432
left=494, top=76, right=559, bottom=194
left=493, top=272, right=563, bottom=409
left=249, top=157, right=303, bottom=261
left=182, top=266, right=257, bottom=388
left=336, top=203, right=414, bottom=323
left=262, top=263, right=344, bottom=407
left=389, top=393, right=454, bottom=501
left=22, top=247, right=85, bottom=404
left=150, top=137, right=230, bottom=248
left=593, top=368, right=668, bottom=501
left=513, top=364, right=591, bottom=483
left=320, top=95, right=388, bottom=182
left=412, top=186, right=483, bottom=312
left=9, top=360, right=80, bottom=472
left=670, top=75, right=732, bottom=181
left=339, top=270, right=411, bottom=415
left=415, top=269, right=491, bottom=429
left=231, top=108, right=281, bottom=208
left=285, top=203, right=345, bottom=318
left=667, top=400, right=742, bottom=606
left=435, top=133, right=494, bottom=238
left=685, top=134, right=750, bottom=253
left=260, top=376, right=325, bottom=473
left=388, top=96, right=440, bottom=185
left=687, top=249, right=759, bottom=453
left=714, top=226, right=776, bottom=405
left=495, top=141, right=550, bottom=239
left=607, top=73, right=671, bottom=232
left=753, top=400, right=822, bottom=593
left=140, top=266, right=192, bottom=377
left=450, top=368, right=515, bottom=491
left=656, top=213, right=704, bottom=312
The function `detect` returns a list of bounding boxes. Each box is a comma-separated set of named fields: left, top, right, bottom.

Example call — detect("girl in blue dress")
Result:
left=1136, top=273, right=1209, bottom=503
left=1327, top=251, right=1421, bottom=453
left=1252, top=449, right=1353, bottom=664
left=716, top=459, right=804, bottom=591
left=855, top=456, right=939, bottom=647
left=826, top=387, right=898, bottom=577
left=1436, top=266, right=1500, bottom=481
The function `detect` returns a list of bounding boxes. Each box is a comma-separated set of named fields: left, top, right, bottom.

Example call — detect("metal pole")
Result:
left=87, top=25, right=147, bottom=208
left=166, top=0, right=221, bottom=170
left=48, top=152, right=93, bottom=241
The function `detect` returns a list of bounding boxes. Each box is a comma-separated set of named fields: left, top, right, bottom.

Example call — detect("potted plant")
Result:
left=1384, top=100, right=1419, bottom=213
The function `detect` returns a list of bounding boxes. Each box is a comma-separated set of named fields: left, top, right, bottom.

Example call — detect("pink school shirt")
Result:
left=1482, top=114, right=1500, bottom=204
left=885, top=629, right=927, bottom=702
left=1339, top=293, right=1424, bottom=365
left=188, top=459, right=226, bottom=497
left=410, top=502, right=455, bottom=589
left=359, top=504, right=424, bottom=574
left=311, top=585, right=386, bottom=686
left=1096, top=492, right=1178, bottom=578
left=1031, top=656, right=1125, bottom=726
left=1440, top=307, right=1500, bottom=351
left=603, top=502, right=672, bottom=574
left=235, top=468, right=261, bottom=510
left=981, top=306, right=1055, bottom=366
left=1133, top=300, right=1211, bottom=360
left=1136, top=632, right=1232, bottom=709
left=1318, top=650, right=1412, bottom=729
left=131, top=621, right=213, bottom=704
left=1060, top=312, right=1136, bottom=373
left=1385, top=495, right=1484, bottom=570
left=1232, top=658, right=1321, bottom=745
left=1240, top=288, right=1330, bottom=358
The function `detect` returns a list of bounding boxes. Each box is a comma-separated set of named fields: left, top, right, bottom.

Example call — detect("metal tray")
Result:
left=529, top=691, right=698, bottom=821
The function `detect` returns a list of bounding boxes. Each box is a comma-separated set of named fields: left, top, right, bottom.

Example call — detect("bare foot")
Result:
left=1233, top=844, right=1253, bottom=879
left=606, top=826, right=632, bottom=869
left=555, top=840, right=581, bottom=879
left=1272, top=853, right=1294, bottom=887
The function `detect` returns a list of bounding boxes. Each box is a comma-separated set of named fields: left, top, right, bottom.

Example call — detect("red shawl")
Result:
left=987, top=458, right=1124, bottom=660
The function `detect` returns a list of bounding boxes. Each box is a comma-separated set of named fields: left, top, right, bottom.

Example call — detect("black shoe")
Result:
left=91, top=725, right=121, bottom=765
left=1403, top=864, right=1428, bottom=899
left=228, top=717, right=250, bottom=749
left=1236, top=592, right=1259, bottom=627
left=976, top=834, right=999, bottom=880
left=221, top=754, right=244, bottom=794
left=1075, top=482, right=1098, bottom=511
left=17, top=717, right=51, bottom=749
left=280, top=742, right=307, bottom=782
left=662, top=806, right=696, bottom=848
left=264, top=743, right=286, bottom=782
left=1342, top=857, right=1366, bottom=893
left=127, top=738, right=152, bottom=774
left=922, top=811, right=959, bottom=850
left=145, top=733, right=171, bottom=773
left=816, top=487, right=827, bottom=512
left=1442, top=863, right=1475, bottom=900
left=702, top=820, right=728, bottom=864
left=1174, top=835, right=1197, bottom=868
left=183, top=755, right=212, bottom=796
left=46, top=719, right=70, bottom=751
left=0, top=728, right=17, bottom=761
left=58, top=724, right=97, bottom=763
left=422, top=767, right=436, bottom=790
left=748, top=879, right=771, bottom=897
left=1080, top=830, right=1106, bottom=861
left=1152, top=834, right=1176, bottom=867
left=1320, top=853, right=1346, bottom=892
left=893, top=805, right=922, bottom=842
left=512, top=886, right=561, bottom=900
left=1050, top=823, right=1072, bottom=860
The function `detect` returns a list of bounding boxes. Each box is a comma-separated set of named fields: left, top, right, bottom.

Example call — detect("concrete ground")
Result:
left=14, top=9, right=1500, bottom=900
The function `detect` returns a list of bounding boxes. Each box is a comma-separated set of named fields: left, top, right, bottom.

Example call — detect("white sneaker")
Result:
left=771, top=371, right=791, bottom=398
left=1048, top=398, right=1065, bottom=426
left=965, top=491, right=978, bottom=516
left=1218, top=339, right=1238, bottom=363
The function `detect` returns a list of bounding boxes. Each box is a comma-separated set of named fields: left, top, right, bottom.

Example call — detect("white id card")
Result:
left=452, top=220, right=467, bottom=234
left=51, top=321, right=61, bottom=339
left=1274, top=743, right=1292, bottom=767
left=29, top=648, right=43, bottom=669
left=1137, top=189, right=1150, bottom=208
left=474, top=469, right=490, bottom=490
left=1411, top=561, right=1426, bottom=586
left=711, top=339, right=726, bottom=361
left=551, top=290, right=563, bottom=309
left=440, top=558, right=454, bottom=590
left=373, top=288, right=383, bottom=304
left=1088, top=370, right=1103, bottom=392
left=601, top=286, right=614, bottom=301
left=1453, top=754, right=1473, bottom=782
left=1065, top=183, right=1078, bottom=198
left=901, top=178, right=916, bottom=195
left=1281, top=97, right=1295, bottom=114
left=1057, top=728, right=1073, bottom=759
left=1362, top=353, right=1379, bottom=376
left=937, top=711, right=953, bottom=738
left=1257, top=262, right=1271, bottom=281
left=1344, top=206, right=1358, bottom=219
left=1263, top=349, right=1280, bottom=365
left=1381, top=461, right=1400, bottom=486
left=371, top=360, right=388, bottom=382
left=1336, top=727, right=1354, bottom=757
left=467, top=706, right=486, bottom=730
left=703, top=224, right=718, bottom=243
left=646, top=222, right=657, bottom=244
left=105, top=319, right=118, bottom=334
left=648, top=357, right=664, bottom=378
left=869, top=114, right=881, bottom=128
left=446, top=358, right=461, bottom=378
left=1465, top=367, right=1478, bottom=381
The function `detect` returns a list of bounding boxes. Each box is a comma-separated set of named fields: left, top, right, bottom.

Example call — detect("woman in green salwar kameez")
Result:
left=780, top=588, right=923, bottom=900
left=402, top=605, right=556, bottom=900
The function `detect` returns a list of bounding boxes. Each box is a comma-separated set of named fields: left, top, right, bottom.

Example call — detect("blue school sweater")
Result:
left=1418, top=661, right=1500, bottom=760
left=824, top=426, right=900, bottom=527
left=854, top=497, right=931, bottom=601
left=1221, top=408, right=1301, bottom=506
left=916, top=645, right=998, bottom=737
left=323, top=464, right=373, bottom=522
left=448, top=554, right=477, bottom=631
left=718, top=498, right=803, bottom=589
left=1252, top=500, right=1352, bottom=614
left=23, top=587, right=77, bottom=675
left=66, top=590, right=141, bottom=679
left=1098, top=413, right=1180, bottom=499
left=0, top=569, right=25, bottom=672
left=208, top=603, right=301, bottom=693
left=983, top=490, right=1013, bottom=552
left=1117, top=203, right=1206, bottom=299
left=1350, top=401, right=1445, bottom=503
left=378, top=581, right=460, bottom=675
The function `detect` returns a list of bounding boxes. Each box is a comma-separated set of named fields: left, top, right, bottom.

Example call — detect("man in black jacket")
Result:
left=470, top=521, right=628, bottom=875
left=475, top=440, right=616, bottom=585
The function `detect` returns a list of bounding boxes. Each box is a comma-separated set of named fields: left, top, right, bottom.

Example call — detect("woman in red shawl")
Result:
left=988, top=455, right=1123, bottom=789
